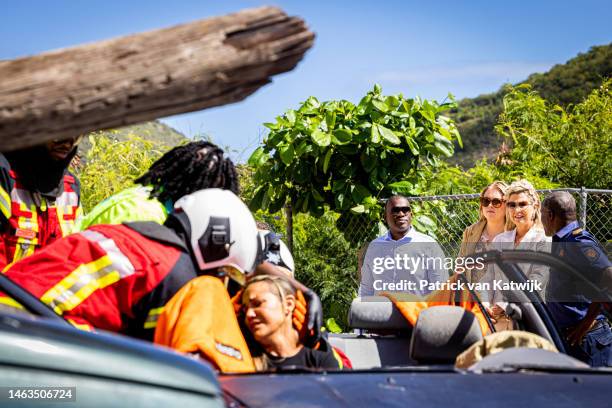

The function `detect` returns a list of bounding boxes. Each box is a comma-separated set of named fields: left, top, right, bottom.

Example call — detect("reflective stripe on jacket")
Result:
left=0, top=169, right=81, bottom=268
left=1, top=222, right=198, bottom=340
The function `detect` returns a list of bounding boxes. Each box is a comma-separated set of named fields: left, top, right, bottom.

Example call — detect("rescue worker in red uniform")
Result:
left=0, top=137, right=82, bottom=268
left=0, top=189, right=322, bottom=345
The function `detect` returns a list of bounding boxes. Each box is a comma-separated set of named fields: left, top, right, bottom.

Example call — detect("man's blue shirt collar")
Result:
left=555, top=220, right=580, bottom=238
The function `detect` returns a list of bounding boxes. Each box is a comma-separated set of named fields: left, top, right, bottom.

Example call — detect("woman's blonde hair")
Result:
left=478, top=180, right=509, bottom=222
left=242, top=274, right=295, bottom=308
left=242, top=274, right=296, bottom=372
left=504, top=179, right=542, bottom=230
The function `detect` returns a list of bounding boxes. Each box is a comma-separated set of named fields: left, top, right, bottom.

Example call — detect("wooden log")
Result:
left=0, top=6, right=314, bottom=151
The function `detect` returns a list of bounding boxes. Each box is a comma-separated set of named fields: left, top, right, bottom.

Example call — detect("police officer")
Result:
left=541, top=191, right=612, bottom=367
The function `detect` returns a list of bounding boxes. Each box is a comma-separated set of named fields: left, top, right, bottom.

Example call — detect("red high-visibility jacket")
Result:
left=0, top=222, right=198, bottom=340
left=0, top=162, right=81, bottom=268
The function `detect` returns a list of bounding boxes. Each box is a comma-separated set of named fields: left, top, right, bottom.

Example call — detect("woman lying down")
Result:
left=242, top=275, right=341, bottom=371
left=154, top=271, right=344, bottom=373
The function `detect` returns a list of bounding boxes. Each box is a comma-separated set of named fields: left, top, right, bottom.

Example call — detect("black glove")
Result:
left=302, top=289, right=323, bottom=347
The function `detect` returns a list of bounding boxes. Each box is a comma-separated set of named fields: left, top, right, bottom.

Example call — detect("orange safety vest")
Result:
left=0, top=170, right=81, bottom=268
left=156, top=277, right=352, bottom=372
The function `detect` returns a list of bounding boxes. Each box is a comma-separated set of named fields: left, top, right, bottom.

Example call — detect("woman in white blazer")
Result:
left=483, top=180, right=551, bottom=330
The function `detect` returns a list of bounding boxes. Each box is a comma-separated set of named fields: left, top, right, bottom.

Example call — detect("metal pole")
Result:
left=580, top=186, right=587, bottom=228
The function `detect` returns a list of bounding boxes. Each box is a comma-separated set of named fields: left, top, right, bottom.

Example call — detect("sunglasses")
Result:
left=480, top=197, right=504, bottom=208
left=507, top=201, right=532, bottom=209
left=391, top=206, right=411, bottom=214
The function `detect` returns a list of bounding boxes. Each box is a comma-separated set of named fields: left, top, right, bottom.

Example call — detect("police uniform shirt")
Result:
left=547, top=221, right=611, bottom=328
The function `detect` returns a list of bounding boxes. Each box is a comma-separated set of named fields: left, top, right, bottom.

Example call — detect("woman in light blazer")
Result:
left=458, top=181, right=508, bottom=283
left=485, top=180, right=551, bottom=329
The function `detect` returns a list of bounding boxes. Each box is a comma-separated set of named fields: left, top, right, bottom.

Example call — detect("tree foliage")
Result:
left=248, top=85, right=462, bottom=242
left=451, top=43, right=612, bottom=165
left=77, top=133, right=170, bottom=212
left=293, top=212, right=357, bottom=331
left=496, top=79, right=612, bottom=189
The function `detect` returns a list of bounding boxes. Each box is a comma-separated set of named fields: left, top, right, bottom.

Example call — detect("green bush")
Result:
left=496, top=79, right=612, bottom=189
left=293, top=212, right=358, bottom=330
left=247, top=85, right=462, bottom=232
left=76, top=133, right=170, bottom=212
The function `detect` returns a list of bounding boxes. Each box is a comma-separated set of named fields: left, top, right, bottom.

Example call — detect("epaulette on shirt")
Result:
left=572, top=228, right=583, bottom=235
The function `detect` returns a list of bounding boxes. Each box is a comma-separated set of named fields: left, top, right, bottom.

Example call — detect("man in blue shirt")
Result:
left=541, top=191, right=611, bottom=366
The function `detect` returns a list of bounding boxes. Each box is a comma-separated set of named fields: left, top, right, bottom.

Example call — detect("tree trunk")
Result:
left=0, top=6, right=314, bottom=152
left=285, top=202, right=293, bottom=254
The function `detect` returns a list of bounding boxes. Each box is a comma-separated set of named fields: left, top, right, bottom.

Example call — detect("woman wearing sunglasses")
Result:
left=485, top=179, right=551, bottom=330
left=458, top=181, right=508, bottom=283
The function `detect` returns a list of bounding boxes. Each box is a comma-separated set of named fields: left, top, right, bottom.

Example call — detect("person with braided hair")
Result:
left=77, top=140, right=239, bottom=230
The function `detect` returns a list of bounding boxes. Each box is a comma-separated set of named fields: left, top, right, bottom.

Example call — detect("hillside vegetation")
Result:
left=76, top=121, right=187, bottom=211
left=79, top=120, right=187, bottom=157
left=452, top=43, right=612, bottom=166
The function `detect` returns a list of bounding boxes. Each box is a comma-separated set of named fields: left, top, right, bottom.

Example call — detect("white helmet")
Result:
left=173, top=189, right=259, bottom=283
left=257, top=230, right=295, bottom=275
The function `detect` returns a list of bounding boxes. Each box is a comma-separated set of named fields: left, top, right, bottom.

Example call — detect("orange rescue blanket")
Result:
left=154, top=276, right=256, bottom=373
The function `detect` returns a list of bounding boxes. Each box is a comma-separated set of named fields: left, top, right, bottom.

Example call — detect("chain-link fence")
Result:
left=288, top=187, right=611, bottom=276
left=276, top=187, right=610, bottom=329
left=584, top=189, right=612, bottom=247
left=398, top=188, right=611, bottom=257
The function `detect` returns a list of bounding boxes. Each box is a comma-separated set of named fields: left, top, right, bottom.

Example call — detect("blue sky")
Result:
left=2, top=1, right=610, bottom=162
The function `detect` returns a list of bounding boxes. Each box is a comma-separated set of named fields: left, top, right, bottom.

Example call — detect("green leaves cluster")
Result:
left=76, top=133, right=169, bottom=212
left=248, top=85, right=462, bottom=221
left=451, top=44, right=612, bottom=166
left=292, top=211, right=358, bottom=330
left=496, top=79, right=612, bottom=189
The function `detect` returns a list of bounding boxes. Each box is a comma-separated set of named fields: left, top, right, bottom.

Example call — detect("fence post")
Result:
left=580, top=186, right=587, bottom=228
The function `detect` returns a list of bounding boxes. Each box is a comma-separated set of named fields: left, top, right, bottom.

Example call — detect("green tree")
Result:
left=451, top=43, right=612, bottom=166
left=248, top=85, right=462, bottom=245
left=495, top=79, right=612, bottom=189
left=293, top=212, right=357, bottom=331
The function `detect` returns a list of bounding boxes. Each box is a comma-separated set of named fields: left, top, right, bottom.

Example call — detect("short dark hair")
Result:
left=542, top=191, right=577, bottom=222
left=136, top=141, right=239, bottom=204
left=385, top=195, right=410, bottom=212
